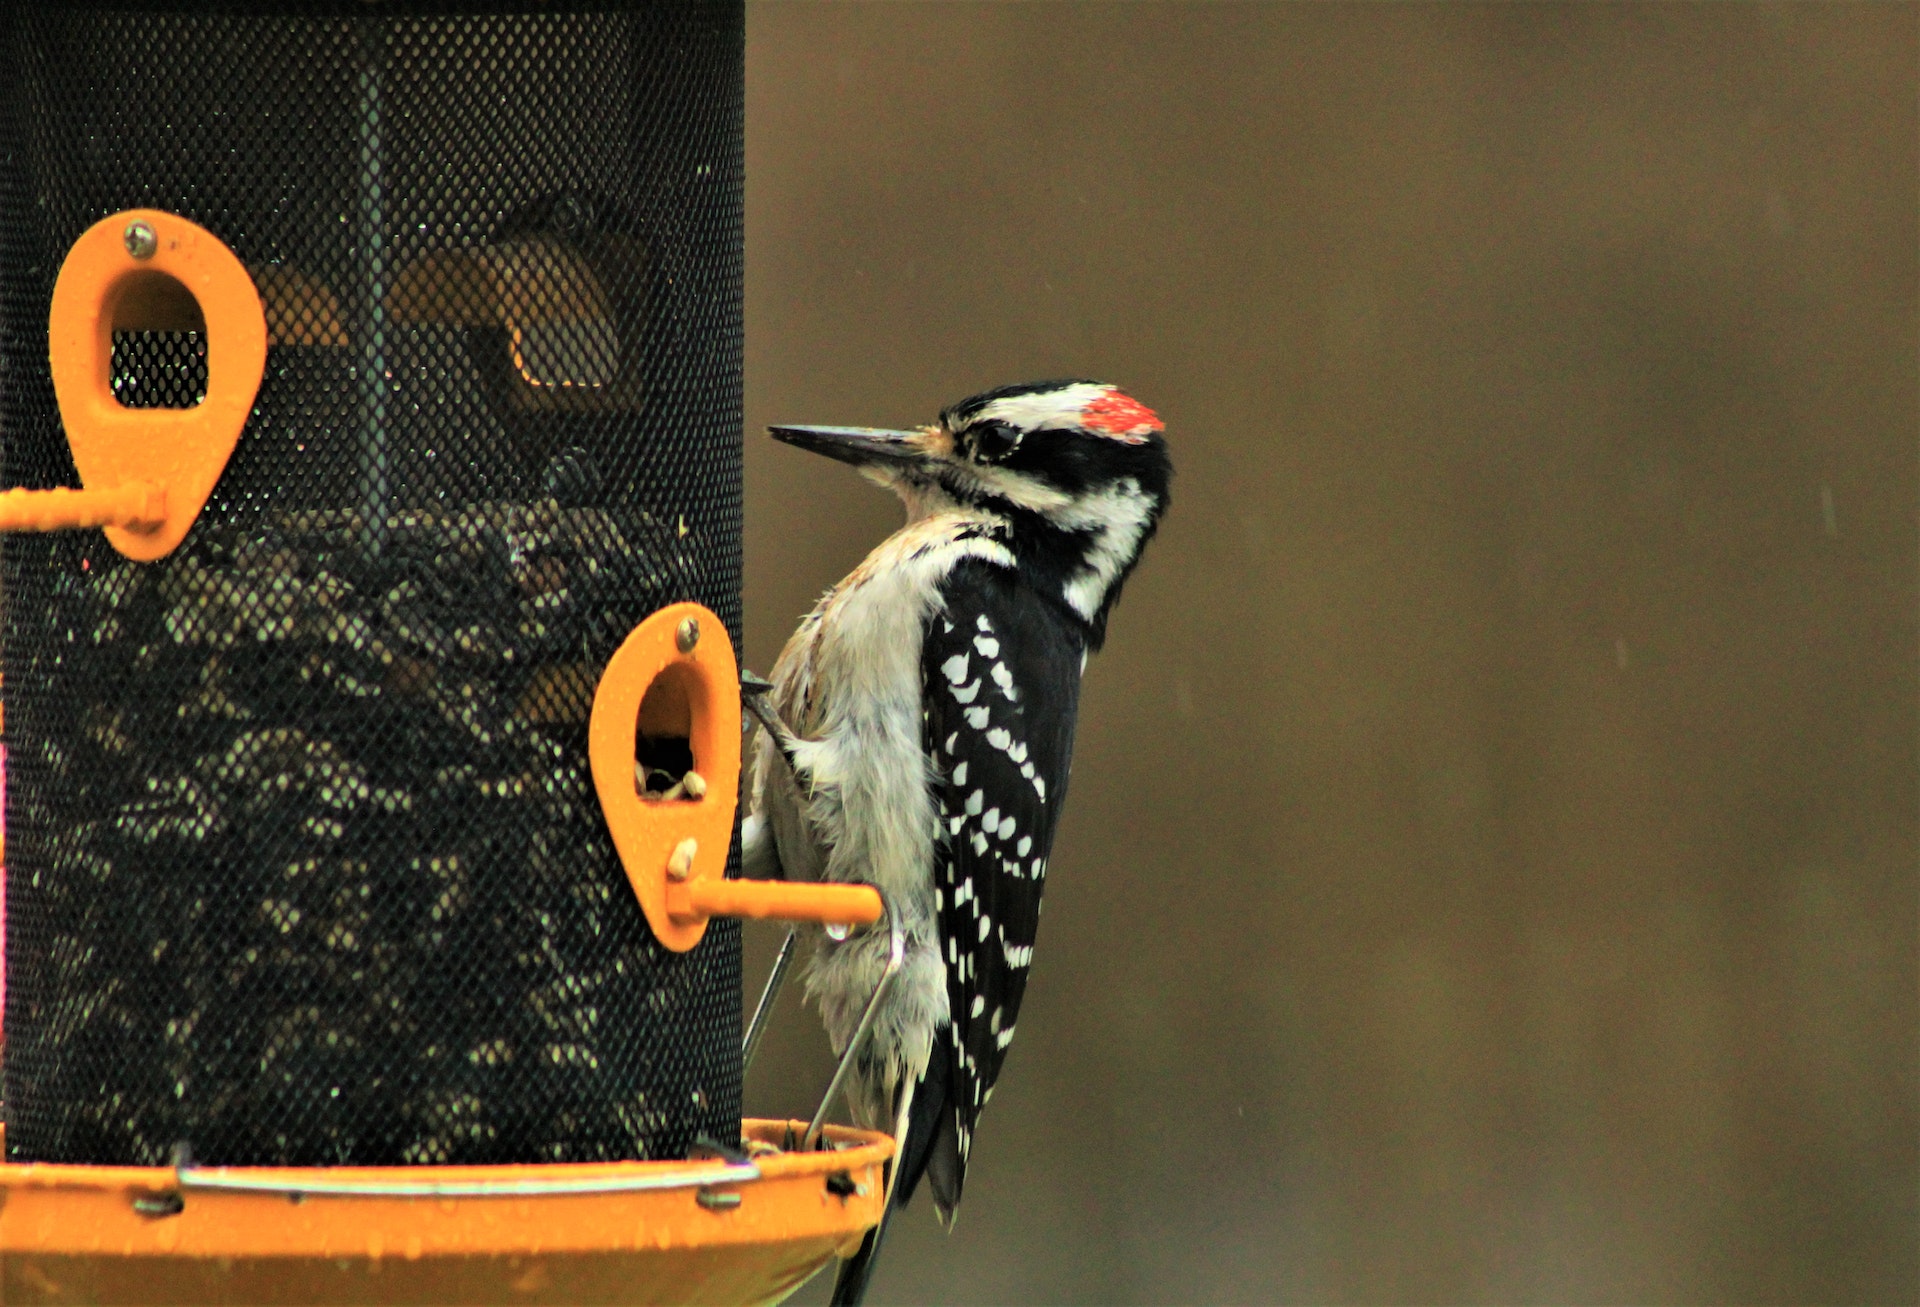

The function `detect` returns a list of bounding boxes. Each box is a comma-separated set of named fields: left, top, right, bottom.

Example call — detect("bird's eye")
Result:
left=969, top=421, right=1019, bottom=462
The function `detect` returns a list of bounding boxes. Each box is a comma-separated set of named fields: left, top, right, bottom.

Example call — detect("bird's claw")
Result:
left=741, top=669, right=807, bottom=788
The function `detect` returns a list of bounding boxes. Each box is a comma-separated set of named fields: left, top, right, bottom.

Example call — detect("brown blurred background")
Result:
left=737, top=5, right=1917, bottom=1303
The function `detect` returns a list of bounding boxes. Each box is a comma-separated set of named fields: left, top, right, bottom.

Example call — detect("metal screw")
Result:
left=825, top=1171, right=866, bottom=1199
left=131, top=1190, right=184, bottom=1218
left=676, top=617, right=700, bottom=653
left=123, top=220, right=158, bottom=260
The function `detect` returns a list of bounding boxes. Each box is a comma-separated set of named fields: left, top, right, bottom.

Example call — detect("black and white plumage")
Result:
left=742, top=380, right=1170, bottom=1305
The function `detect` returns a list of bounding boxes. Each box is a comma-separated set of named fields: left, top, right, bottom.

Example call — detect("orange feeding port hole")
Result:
left=589, top=602, right=884, bottom=953
left=0, top=209, right=267, bottom=561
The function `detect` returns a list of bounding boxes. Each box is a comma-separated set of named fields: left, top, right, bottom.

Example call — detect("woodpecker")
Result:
left=741, top=380, right=1170, bottom=1305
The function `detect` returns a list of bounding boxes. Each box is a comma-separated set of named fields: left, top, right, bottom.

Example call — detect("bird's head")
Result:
left=771, top=379, right=1171, bottom=643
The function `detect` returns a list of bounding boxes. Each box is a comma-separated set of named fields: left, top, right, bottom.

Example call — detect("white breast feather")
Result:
left=750, top=510, right=1013, bottom=1121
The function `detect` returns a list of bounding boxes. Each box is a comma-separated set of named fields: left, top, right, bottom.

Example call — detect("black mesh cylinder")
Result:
left=0, top=2, right=744, bottom=1167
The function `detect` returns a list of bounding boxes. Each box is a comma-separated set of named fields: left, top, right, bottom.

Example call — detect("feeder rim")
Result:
left=174, top=1160, right=760, bottom=1199
left=0, top=1120, right=891, bottom=1198
left=0, top=1122, right=893, bottom=1291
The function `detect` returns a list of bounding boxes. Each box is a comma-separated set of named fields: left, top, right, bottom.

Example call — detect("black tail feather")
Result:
left=892, top=1038, right=950, bottom=1211
left=829, top=1050, right=952, bottom=1305
left=828, top=1203, right=896, bottom=1307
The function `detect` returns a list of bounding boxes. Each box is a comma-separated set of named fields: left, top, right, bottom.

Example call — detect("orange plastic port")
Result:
left=589, top=603, right=884, bottom=952
left=0, top=209, right=268, bottom=561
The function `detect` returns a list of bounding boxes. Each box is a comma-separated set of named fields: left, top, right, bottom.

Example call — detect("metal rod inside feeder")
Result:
left=356, top=18, right=391, bottom=549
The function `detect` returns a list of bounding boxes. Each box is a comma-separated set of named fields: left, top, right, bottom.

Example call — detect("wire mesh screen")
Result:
left=0, top=1, right=745, bottom=1167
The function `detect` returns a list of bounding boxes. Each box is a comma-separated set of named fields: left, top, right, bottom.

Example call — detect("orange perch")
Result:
left=669, top=878, right=883, bottom=929
left=0, top=482, right=165, bottom=534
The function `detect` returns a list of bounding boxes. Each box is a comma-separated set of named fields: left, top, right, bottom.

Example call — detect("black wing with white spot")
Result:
left=921, top=557, right=1083, bottom=1207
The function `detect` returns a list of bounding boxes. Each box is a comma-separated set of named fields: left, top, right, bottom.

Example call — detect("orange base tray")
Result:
left=0, top=1119, right=890, bottom=1306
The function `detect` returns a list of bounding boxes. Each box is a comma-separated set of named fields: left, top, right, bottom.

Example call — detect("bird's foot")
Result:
left=741, top=669, right=807, bottom=785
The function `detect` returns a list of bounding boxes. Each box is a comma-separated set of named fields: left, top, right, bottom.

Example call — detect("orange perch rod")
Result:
left=668, top=878, right=883, bottom=930
left=0, top=482, right=165, bottom=534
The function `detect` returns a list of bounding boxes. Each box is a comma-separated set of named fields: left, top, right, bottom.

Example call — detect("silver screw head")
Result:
left=675, top=616, right=700, bottom=653
left=123, top=220, right=158, bottom=260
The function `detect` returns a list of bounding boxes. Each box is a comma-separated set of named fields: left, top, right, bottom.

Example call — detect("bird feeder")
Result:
left=0, top=6, right=888, bottom=1302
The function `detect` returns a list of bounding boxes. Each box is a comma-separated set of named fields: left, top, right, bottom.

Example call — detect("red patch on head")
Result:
left=1080, top=389, right=1163, bottom=442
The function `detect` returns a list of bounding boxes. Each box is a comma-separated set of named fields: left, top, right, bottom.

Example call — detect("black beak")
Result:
left=768, top=425, right=925, bottom=470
